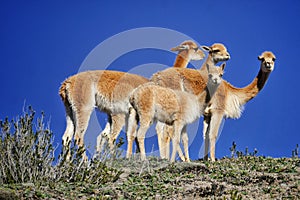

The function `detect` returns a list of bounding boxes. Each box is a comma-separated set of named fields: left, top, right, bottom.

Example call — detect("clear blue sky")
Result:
left=0, top=1, right=299, bottom=160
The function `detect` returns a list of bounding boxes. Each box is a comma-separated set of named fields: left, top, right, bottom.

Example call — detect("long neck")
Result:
left=173, top=52, right=189, bottom=68
left=199, top=54, right=214, bottom=73
left=228, top=67, right=270, bottom=105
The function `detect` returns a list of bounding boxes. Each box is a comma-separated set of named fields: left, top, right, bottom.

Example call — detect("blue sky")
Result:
left=0, top=1, right=299, bottom=160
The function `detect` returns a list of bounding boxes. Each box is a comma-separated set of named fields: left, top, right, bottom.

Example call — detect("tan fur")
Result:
left=152, top=43, right=230, bottom=160
left=60, top=70, right=148, bottom=160
left=127, top=65, right=225, bottom=162
left=171, top=40, right=205, bottom=68
left=202, top=51, right=276, bottom=161
left=221, top=51, right=276, bottom=117
left=150, top=40, right=205, bottom=157
left=60, top=40, right=205, bottom=159
left=151, top=51, right=275, bottom=162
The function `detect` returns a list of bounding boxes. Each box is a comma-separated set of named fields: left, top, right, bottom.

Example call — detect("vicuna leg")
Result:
left=126, top=108, right=138, bottom=158
left=170, top=122, right=185, bottom=162
left=156, top=123, right=172, bottom=160
left=161, top=125, right=187, bottom=162
left=155, top=122, right=165, bottom=158
left=181, top=125, right=190, bottom=162
left=96, top=115, right=112, bottom=153
left=74, top=108, right=94, bottom=160
left=136, top=122, right=151, bottom=160
left=161, top=124, right=186, bottom=161
left=203, top=115, right=211, bottom=160
left=62, top=105, right=75, bottom=147
left=61, top=102, right=75, bottom=160
left=109, top=113, right=125, bottom=149
left=96, top=113, right=126, bottom=153
left=163, top=125, right=173, bottom=160
left=208, top=112, right=224, bottom=162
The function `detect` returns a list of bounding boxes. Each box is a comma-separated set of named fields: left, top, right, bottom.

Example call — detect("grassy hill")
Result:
left=0, top=156, right=299, bottom=199
left=0, top=107, right=299, bottom=199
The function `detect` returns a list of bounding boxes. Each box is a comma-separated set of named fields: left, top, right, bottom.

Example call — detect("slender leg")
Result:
left=181, top=125, right=190, bottom=162
left=165, top=135, right=171, bottom=160
left=126, top=108, right=138, bottom=158
left=208, top=112, right=224, bottom=162
left=136, top=122, right=151, bottom=161
left=61, top=104, right=75, bottom=161
left=170, top=134, right=179, bottom=162
left=203, top=115, right=211, bottom=160
left=109, top=113, right=125, bottom=149
left=74, top=108, right=94, bottom=161
left=62, top=114, right=75, bottom=147
left=135, top=110, right=153, bottom=161
left=96, top=114, right=125, bottom=154
left=164, top=125, right=173, bottom=160
left=170, top=122, right=185, bottom=162
left=62, top=100, right=74, bottom=146
left=160, top=127, right=169, bottom=160
left=96, top=115, right=111, bottom=153
left=155, top=122, right=165, bottom=159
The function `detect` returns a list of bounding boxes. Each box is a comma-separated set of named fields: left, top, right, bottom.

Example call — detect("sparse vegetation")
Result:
left=229, top=141, right=258, bottom=158
left=0, top=106, right=55, bottom=184
left=0, top=107, right=299, bottom=199
left=292, top=144, right=299, bottom=158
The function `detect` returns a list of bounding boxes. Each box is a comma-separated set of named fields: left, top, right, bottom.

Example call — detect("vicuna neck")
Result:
left=173, top=52, right=189, bottom=68
left=199, top=54, right=215, bottom=73
left=202, top=81, right=220, bottom=105
left=229, top=67, right=270, bottom=105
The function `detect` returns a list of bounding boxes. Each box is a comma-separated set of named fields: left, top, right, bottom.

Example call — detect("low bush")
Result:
left=0, top=106, right=122, bottom=186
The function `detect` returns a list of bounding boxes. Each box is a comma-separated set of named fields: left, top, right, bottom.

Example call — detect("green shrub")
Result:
left=0, top=106, right=122, bottom=186
left=0, top=106, right=54, bottom=184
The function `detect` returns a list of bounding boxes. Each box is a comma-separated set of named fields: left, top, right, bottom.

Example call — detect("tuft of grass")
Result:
left=292, top=144, right=299, bottom=158
left=229, top=141, right=258, bottom=158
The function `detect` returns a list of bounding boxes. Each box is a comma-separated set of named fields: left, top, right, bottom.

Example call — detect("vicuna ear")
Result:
left=171, top=44, right=189, bottom=51
left=201, top=45, right=211, bottom=52
left=220, top=62, right=226, bottom=71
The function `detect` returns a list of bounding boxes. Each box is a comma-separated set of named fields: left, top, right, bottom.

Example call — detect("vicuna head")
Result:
left=258, top=51, right=276, bottom=72
left=207, top=63, right=226, bottom=85
left=202, top=43, right=230, bottom=63
left=206, top=63, right=226, bottom=97
left=171, top=40, right=206, bottom=61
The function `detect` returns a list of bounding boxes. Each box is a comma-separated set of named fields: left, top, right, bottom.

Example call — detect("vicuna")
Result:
left=127, top=63, right=226, bottom=162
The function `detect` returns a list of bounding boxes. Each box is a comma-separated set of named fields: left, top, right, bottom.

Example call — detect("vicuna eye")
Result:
left=219, top=74, right=223, bottom=77
left=208, top=74, right=213, bottom=78
left=193, top=47, right=199, bottom=51
left=272, top=58, right=276, bottom=61
left=212, top=49, right=220, bottom=53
